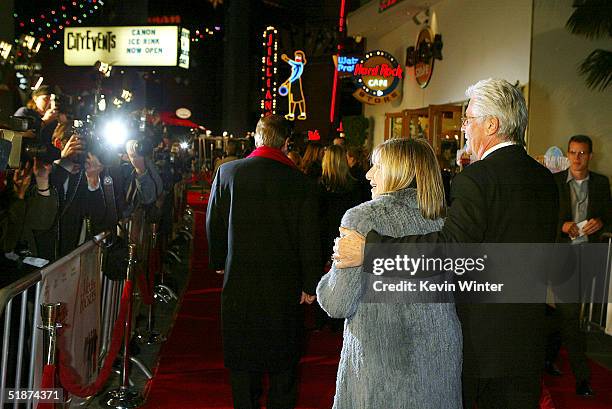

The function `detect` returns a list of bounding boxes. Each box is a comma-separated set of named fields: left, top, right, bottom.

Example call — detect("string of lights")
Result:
left=14, top=0, right=105, bottom=50
left=14, top=1, right=221, bottom=51
left=191, top=26, right=222, bottom=43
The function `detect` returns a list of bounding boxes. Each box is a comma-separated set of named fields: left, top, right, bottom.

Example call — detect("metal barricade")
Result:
left=582, top=233, right=612, bottom=335
left=0, top=231, right=129, bottom=408
left=0, top=270, right=43, bottom=409
left=1, top=189, right=192, bottom=407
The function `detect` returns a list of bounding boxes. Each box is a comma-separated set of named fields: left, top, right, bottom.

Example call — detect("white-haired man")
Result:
left=333, top=79, right=559, bottom=408
left=206, top=115, right=320, bottom=409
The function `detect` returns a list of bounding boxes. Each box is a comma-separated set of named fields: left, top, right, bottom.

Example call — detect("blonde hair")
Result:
left=287, top=151, right=302, bottom=168
left=301, top=142, right=324, bottom=173
left=372, top=138, right=446, bottom=220
left=321, top=145, right=353, bottom=191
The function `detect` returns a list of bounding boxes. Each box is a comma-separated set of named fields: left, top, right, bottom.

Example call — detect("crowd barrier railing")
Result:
left=0, top=268, right=44, bottom=409
left=0, top=181, right=193, bottom=408
left=583, top=233, right=612, bottom=336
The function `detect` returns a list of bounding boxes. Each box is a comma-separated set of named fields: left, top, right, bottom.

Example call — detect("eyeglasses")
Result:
left=460, top=115, right=487, bottom=126
left=568, top=150, right=590, bottom=157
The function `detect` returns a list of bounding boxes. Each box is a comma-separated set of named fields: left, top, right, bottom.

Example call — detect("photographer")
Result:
left=121, top=139, right=163, bottom=218
left=0, top=159, right=57, bottom=260
left=35, top=133, right=107, bottom=261
left=13, top=85, right=58, bottom=144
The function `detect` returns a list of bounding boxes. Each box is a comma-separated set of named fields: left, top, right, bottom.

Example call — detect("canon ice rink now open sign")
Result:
left=64, top=26, right=180, bottom=67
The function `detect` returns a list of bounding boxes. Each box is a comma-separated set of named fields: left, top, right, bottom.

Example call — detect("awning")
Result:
left=158, top=111, right=200, bottom=128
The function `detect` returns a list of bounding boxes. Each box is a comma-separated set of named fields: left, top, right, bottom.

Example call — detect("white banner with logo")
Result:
left=33, top=240, right=102, bottom=407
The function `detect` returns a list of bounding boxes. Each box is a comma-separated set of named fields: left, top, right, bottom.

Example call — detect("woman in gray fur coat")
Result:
left=317, top=138, right=462, bottom=409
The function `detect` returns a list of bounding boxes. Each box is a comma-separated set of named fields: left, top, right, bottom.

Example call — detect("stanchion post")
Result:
left=135, top=224, right=166, bottom=345
left=39, top=303, right=62, bottom=368
left=102, top=243, right=143, bottom=408
left=36, top=303, right=62, bottom=409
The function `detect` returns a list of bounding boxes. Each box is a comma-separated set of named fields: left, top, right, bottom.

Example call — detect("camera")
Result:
left=70, top=114, right=155, bottom=165
left=0, top=115, right=61, bottom=169
left=50, top=93, right=79, bottom=118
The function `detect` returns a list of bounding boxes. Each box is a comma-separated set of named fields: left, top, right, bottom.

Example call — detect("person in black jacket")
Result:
left=206, top=115, right=320, bottom=409
left=316, top=145, right=363, bottom=330
left=545, top=134, right=611, bottom=396
left=13, top=85, right=58, bottom=145
left=36, top=134, right=106, bottom=261
left=334, top=79, right=559, bottom=409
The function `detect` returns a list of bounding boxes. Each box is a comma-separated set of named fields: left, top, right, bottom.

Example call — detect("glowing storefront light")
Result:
left=260, top=26, right=278, bottom=117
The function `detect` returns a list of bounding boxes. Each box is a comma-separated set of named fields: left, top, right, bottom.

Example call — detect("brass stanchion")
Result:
left=37, top=303, right=62, bottom=409
left=39, top=303, right=62, bottom=367
left=103, top=244, right=144, bottom=408
left=135, top=224, right=166, bottom=345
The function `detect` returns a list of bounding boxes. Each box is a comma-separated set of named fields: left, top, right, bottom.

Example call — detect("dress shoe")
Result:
left=544, top=361, right=563, bottom=376
left=576, top=380, right=594, bottom=397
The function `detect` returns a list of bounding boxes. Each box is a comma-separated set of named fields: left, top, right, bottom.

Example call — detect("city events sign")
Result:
left=64, top=26, right=188, bottom=67
left=352, top=50, right=403, bottom=105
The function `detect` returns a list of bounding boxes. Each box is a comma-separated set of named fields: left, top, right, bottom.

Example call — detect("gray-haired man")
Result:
left=334, top=79, right=559, bottom=408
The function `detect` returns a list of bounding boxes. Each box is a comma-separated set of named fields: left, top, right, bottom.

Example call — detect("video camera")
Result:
left=69, top=111, right=158, bottom=165
left=0, top=116, right=60, bottom=170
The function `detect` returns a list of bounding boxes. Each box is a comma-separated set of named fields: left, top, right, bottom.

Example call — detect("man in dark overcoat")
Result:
left=334, top=79, right=560, bottom=409
left=206, top=114, right=320, bottom=409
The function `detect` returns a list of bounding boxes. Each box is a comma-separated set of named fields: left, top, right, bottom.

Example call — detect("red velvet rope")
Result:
left=137, top=244, right=159, bottom=305
left=57, top=280, right=133, bottom=398
left=35, top=364, right=56, bottom=409
left=539, top=382, right=556, bottom=409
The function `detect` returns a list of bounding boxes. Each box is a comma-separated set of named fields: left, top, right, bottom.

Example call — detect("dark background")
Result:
left=2, top=0, right=366, bottom=140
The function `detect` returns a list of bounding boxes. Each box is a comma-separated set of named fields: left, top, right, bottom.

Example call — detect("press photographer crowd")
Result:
left=0, top=83, right=192, bottom=281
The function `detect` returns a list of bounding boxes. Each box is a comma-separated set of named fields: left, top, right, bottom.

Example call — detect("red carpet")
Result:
left=143, top=189, right=612, bottom=408
left=543, top=349, right=612, bottom=408
left=142, top=192, right=342, bottom=408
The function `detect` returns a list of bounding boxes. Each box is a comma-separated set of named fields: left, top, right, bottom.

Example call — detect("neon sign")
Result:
left=147, top=15, right=181, bottom=24
left=260, top=26, right=278, bottom=117
left=335, top=55, right=360, bottom=76
left=280, top=50, right=307, bottom=120
left=379, top=0, right=404, bottom=12
left=351, top=50, right=403, bottom=105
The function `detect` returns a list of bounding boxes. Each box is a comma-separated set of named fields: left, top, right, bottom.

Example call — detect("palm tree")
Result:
left=565, top=0, right=612, bottom=91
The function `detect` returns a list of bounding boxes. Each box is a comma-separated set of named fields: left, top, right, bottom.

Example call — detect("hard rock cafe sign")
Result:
left=351, top=50, right=403, bottom=105
left=415, top=28, right=434, bottom=88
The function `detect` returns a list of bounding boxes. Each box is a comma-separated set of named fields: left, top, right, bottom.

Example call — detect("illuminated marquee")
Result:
left=352, top=50, right=403, bottom=105
left=179, top=28, right=190, bottom=69
left=64, top=26, right=187, bottom=67
left=260, top=26, right=278, bottom=117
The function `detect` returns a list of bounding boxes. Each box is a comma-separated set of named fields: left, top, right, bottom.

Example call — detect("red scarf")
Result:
left=248, top=146, right=297, bottom=169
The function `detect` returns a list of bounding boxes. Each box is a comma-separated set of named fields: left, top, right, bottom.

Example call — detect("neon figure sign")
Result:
left=279, top=50, right=307, bottom=120
left=260, top=26, right=278, bottom=117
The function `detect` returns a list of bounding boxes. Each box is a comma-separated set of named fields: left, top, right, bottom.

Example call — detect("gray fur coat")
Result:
left=317, top=188, right=463, bottom=409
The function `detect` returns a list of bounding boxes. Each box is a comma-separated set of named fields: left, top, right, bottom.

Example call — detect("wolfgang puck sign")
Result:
left=352, top=50, right=403, bottom=105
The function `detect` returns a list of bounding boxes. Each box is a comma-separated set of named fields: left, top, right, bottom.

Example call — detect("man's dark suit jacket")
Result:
left=206, top=156, right=321, bottom=371
left=368, top=145, right=559, bottom=378
left=553, top=169, right=611, bottom=243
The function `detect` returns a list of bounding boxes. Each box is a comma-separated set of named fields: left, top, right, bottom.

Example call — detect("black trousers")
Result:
left=545, top=303, right=590, bottom=382
left=230, top=366, right=298, bottom=409
left=463, top=375, right=541, bottom=409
